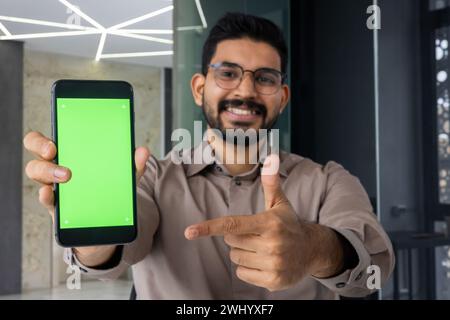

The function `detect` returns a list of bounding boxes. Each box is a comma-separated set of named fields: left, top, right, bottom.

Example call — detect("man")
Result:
left=23, top=12, right=394, bottom=299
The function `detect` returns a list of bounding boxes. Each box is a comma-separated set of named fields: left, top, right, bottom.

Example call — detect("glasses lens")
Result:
left=214, top=65, right=242, bottom=89
left=212, top=64, right=283, bottom=95
left=254, top=70, right=282, bottom=95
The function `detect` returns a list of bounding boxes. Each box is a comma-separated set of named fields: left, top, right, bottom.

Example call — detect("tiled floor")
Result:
left=0, top=280, right=133, bottom=300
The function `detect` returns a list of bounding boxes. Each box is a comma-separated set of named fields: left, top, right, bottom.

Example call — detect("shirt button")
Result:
left=336, top=282, right=346, bottom=288
left=235, top=179, right=242, bottom=186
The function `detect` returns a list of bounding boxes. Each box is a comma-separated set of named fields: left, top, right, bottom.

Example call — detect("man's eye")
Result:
left=256, top=75, right=276, bottom=85
left=219, top=69, right=239, bottom=79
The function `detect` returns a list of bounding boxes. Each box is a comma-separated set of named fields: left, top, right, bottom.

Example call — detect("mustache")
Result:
left=218, top=99, right=267, bottom=117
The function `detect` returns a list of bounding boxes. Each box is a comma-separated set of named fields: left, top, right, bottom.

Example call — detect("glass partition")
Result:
left=172, top=0, right=290, bottom=151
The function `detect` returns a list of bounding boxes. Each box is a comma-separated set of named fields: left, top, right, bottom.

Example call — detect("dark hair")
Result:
left=201, top=12, right=288, bottom=76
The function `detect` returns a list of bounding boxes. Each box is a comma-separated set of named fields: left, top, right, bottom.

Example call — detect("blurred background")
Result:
left=0, top=0, right=449, bottom=300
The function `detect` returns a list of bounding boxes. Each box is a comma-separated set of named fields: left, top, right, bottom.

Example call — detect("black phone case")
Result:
left=51, top=80, right=138, bottom=247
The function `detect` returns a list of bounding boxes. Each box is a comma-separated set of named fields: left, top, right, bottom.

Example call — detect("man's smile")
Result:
left=217, top=99, right=266, bottom=126
left=222, top=104, right=262, bottom=123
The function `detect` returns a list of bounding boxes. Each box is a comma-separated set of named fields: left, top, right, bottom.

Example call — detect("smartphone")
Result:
left=51, top=80, right=137, bottom=247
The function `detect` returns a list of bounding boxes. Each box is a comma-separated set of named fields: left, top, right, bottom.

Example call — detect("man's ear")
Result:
left=279, top=84, right=291, bottom=114
left=191, top=73, right=206, bottom=107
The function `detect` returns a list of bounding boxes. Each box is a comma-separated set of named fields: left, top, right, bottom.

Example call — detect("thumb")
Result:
left=261, top=154, right=286, bottom=209
left=135, top=147, right=151, bottom=182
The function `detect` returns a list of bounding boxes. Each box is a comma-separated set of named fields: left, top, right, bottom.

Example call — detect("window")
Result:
left=435, top=27, right=450, bottom=204
left=430, top=0, right=450, bottom=11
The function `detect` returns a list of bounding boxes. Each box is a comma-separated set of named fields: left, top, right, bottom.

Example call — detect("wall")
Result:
left=0, top=41, right=23, bottom=295
left=378, top=0, right=423, bottom=234
left=22, top=49, right=162, bottom=290
left=377, top=0, right=424, bottom=299
left=291, top=0, right=377, bottom=201
left=291, top=0, right=426, bottom=299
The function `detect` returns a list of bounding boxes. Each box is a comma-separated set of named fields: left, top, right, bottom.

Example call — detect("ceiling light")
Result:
left=118, top=29, right=173, bottom=35
left=107, top=5, right=174, bottom=31
left=0, top=22, right=11, bottom=36
left=95, top=32, right=107, bottom=61
left=58, top=0, right=104, bottom=30
left=101, top=51, right=173, bottom=59
left=0, top=29, right=100, bottom=40
left=176, top=26, right=203, bottom=31
left=0, top=15, right=93, bottom=30
left=195, top=0, right=207, bottom=28
left=110, top=30, right=173, bottom=44
left=0, top=0, right=207, bottom=62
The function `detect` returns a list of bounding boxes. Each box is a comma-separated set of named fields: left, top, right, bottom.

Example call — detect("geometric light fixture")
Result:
left=0, top=0, right=207, bottom=61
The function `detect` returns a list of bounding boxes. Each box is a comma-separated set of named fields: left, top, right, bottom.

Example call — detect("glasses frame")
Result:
left=208, top=62, right=287, bottom=95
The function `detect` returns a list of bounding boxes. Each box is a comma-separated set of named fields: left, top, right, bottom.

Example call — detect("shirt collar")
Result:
left=183, top=141, right=289, bottom=178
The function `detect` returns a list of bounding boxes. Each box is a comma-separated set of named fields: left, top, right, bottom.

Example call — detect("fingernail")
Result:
left=44, top=142, right=52, bottom=157
left=187, top=228, right=199, bottom=240
left=54, top=168, right=67, bottom=179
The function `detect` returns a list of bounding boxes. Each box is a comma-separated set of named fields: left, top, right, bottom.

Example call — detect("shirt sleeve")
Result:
left=312, top=161, right=395, bottom=298
left=63, top=156, right=161, bottom=281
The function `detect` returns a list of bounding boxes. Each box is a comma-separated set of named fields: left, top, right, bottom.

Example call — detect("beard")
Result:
left=201, top=96, right=280, bottom=145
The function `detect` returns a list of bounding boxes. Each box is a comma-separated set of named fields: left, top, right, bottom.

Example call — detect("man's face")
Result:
left=191, top=38, right=290, bottom=135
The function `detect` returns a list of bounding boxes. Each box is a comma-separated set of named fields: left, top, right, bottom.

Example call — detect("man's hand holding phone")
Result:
left=23, top=131, right=150, bottom=267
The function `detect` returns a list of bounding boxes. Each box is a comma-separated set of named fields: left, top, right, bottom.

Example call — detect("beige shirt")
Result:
left=65, top=142, right=395, bottom=299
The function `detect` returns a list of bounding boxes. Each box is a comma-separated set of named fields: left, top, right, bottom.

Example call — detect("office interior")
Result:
left=0, top=0, right=449, bottom=300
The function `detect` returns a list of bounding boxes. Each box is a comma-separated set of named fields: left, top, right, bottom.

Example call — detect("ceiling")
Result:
left=0, top=0, right=182, bottom=67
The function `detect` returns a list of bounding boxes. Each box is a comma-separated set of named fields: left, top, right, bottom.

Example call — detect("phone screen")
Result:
left=56, top=98, right=134, bottom=229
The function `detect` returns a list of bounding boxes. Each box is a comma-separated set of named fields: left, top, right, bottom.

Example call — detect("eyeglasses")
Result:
left=208, top=62, right=286, bottom=95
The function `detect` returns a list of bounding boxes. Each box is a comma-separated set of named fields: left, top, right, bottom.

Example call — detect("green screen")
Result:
left=56, top=98, right=134, bottom=229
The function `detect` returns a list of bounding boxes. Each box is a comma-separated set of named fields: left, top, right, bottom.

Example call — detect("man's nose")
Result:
left=233, top=72, right=257, bottom=99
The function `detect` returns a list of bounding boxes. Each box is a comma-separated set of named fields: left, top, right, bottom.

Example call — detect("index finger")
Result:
left=185, top=214, right=267, bottom=239
left=23, top=131, right=56, bottom=160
